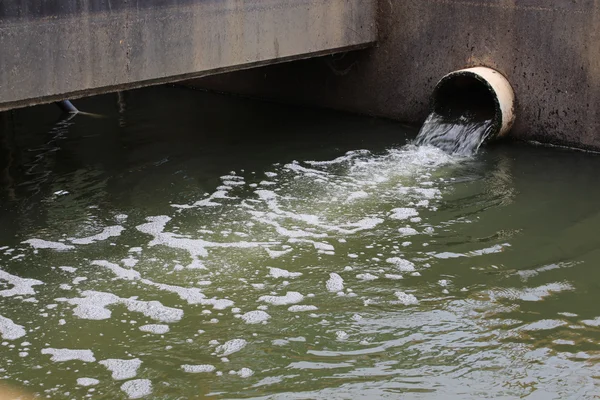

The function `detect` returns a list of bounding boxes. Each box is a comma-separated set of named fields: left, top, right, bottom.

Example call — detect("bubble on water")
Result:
left=326, top=273, right=344, bottom=292
left=181, top=364, right=215, bottom=373
left=398, top=227, right=418, bottom=236
left=313, top=242, right=334, bottom=252
left=120, top=379, right=152, bottom=399
left=389, top=208, right=419, bottom=221
left=258, top=292, right=304, bottom=305
left=240, top=310, right=270, bottom=324
left=58, top=266, right=77, bottom=273
left=288, top=305, right=318, bottom=312
left=216, top=339, right=247, bottom=357
left=553, top=339, right=575, bottom=346
left=41, top=348, right=96, bottom=363
left=100, top=358, right=142, bottom=380
left=335, top=331, right=349, bottom=340
left=139, top=324, right=169, bottom=334
left=59, top=290, right=183, bottom=322
left=264, top=248, right=293, bottom=258
left=268, top=267, right=302, bottom=279
left=77, top=378, right=99, bottom=387
left=356, top=273, right=378, bottom=281
left=237, top=367, right=254, bottom=378
left=0, top=270, right=44, bottom=297
left=386, top=257, right=416, bottom=272
left=0, top=315, right=26, bottom=340
left=385, top=274, right=403, bottom=280
left=22, top=239, right=74, bottom=251
left=91, top=260, right=141, bottom=280
left=394, top=292, right=419, bottom=305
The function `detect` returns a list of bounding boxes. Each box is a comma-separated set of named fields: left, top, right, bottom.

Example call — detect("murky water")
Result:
left=1, top=86, right=600, bottom=399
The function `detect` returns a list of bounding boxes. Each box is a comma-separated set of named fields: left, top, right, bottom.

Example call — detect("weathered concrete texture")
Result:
left=190, top=0, right=600, bottom=150
left=0, top=0, right=377, bottom=111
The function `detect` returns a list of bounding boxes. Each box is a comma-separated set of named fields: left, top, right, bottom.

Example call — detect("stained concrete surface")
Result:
left=0, top=0, right=377, bottom=111
left=191, top=0, right=600, bottom=150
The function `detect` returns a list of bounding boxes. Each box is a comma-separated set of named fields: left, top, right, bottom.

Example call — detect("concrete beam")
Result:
left=0, top=0, right=377, bottom=111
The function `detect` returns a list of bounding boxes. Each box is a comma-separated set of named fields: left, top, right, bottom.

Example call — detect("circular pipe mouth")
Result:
left=431, top=67, right=515, bottom=139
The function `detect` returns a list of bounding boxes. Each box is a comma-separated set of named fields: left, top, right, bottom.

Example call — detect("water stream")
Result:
left=1, top=87, right=599, bottom=399
left=415, top=111, right=494, bottom=155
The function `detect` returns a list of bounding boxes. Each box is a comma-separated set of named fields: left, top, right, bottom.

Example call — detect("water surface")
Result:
left=1, top=87, right=599, bottom=399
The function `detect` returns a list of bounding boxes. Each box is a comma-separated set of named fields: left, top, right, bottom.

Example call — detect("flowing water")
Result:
left=1, top=87, right=600, bottom=399
left=415, top=112, right=494, bottom=155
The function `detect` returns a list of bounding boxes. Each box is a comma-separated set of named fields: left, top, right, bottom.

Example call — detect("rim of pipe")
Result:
left=431, top=67, right=516, bottom=138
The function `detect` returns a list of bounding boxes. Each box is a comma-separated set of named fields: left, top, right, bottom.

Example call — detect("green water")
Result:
left=1, top=86, right=600, bottom=399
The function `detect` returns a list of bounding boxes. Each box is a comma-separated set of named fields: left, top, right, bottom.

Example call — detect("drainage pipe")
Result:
left=56, top=100, right=79, bottom=114
left=430, top=67, right=515, bottom=139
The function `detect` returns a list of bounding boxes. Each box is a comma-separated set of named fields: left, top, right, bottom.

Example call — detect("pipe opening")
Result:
left=415, top=67, right=516, bottom=155
left=432, top=75, right=497, bottom=125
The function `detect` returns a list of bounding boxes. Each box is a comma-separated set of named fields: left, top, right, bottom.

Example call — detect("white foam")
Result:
left=264, top=248, right=293, bottom=258
left=22, top=239, right=74, bottom=251
left=240, top=310, right=271, bottom=324
left=386, top=257, right=416, bottom=272
left=433, top=252, right=464, bottom=259
left=398, top=227, right=418, bottom=236
left=313, top=242, right=335, bottom=252
left=59, top=266, right=77, bottom=273
left=121, top=257, right=139, bottom=268
left=92, top=260, right=140, bottom=280
left=0, top=270, right=43, bottom=297
left=326, top=273, right=344, bottom=292
left=237, top=368, right=254, bottom=378
left=41, top=348, right=96, bottom=362
left=385, top=274, right=404, bottom=280
left=61, top=290, right=183, bottom=322
left=394, top=291, right=419, bottom=305
left=356, top=273, right=378, bottom=281
left=136, top=215, right=271, bottom=259
left=120, top=379, right=152, bottom=399
left=268, top=267, right=302, bottom=279
left=389, top=208, right=419, bottom=220
left=216, top=339, right=247, bottom=356
left=139, top=324, right=169, bottom=334
left=70, top=226, right=125, bottom=245
left=181, top=364, right=215, bottom=373
left=77, top=378, right=99, bottom=386
left=0, top=315, right=26, bottom=340
left=100, top=358, right=142, bottom=380
left=288, top=305, right=318, bottom=312
left=581, top=317, right=600, bottom=327
left=259, top=292, right=304, bottom=305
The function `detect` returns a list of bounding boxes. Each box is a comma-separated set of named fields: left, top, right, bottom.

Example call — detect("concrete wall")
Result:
left=191, top=0, right=600, bottom=150
left=0, top=0, right=377, bottom=111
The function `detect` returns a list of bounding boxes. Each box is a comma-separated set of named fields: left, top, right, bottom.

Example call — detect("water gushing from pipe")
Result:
left=416, top=67, right=515, bottom=155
